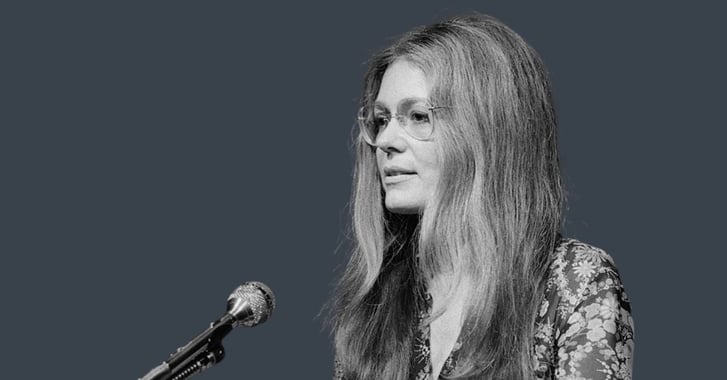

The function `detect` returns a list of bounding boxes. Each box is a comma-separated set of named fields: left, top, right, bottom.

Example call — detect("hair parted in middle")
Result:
left=332, top=14, right=564, bottom=379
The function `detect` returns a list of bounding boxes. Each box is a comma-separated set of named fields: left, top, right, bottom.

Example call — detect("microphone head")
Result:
left=226, top=281, right=275, bottom=328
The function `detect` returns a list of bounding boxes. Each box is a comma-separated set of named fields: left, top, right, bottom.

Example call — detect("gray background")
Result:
left=2, top=1, right=724, bottom=378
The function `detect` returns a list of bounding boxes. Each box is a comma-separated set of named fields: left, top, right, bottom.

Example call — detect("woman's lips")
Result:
left=383, top=173, right=416, bottom=185
left=382, top=166, right=417, bottom=185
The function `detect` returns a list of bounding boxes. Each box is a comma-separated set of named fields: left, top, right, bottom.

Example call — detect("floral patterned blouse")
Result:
left=335, top=239, right=634, bottom=379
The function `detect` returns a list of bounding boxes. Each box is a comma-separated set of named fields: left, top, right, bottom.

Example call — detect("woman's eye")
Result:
left=408, top=111, right=430, bottom=124
left=373, top=115, right=390, bottom=129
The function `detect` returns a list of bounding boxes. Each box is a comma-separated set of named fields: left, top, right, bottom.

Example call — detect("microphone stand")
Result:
left=140, top=281, right=275, bottom=380
left=140, top=315, right=234, bottom=380
left=169, top=343, right=225, bottom=380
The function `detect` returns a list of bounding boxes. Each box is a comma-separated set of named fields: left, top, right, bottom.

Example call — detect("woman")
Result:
left=330, top=14, right=634, bottom=380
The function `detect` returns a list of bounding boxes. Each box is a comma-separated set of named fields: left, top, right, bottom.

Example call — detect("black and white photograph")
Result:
left=2, top=1, right=725, bottom=379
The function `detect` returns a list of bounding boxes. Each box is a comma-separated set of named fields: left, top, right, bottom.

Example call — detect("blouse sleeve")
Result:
left=553, top=244, right=635, bottom=380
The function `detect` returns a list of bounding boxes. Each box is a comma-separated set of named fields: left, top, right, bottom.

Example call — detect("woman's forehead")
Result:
left=374, top=60, right=430, bottom=108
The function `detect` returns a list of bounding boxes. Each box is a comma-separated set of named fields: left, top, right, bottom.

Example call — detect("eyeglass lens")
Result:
left=360, top=98, right=434, bottom=144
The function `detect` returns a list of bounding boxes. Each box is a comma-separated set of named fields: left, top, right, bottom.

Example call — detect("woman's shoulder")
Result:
left=552, top=238, right=618, bottom=271
left=544, top=238, right=631, bottom=315
left=534, top=239, right=634, bottom=379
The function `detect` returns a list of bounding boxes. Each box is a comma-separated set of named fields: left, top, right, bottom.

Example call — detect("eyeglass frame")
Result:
left=357, top=98, right=448, bottom=146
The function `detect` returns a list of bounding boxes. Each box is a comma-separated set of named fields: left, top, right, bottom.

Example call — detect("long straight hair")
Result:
left=331, top=14, right=563, bottom=379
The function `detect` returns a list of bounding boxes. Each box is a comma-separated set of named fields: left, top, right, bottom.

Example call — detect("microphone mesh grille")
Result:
left=228, top=281, right=275, bottom=327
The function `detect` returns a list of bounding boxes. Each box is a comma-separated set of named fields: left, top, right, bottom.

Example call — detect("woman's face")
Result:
left=374, top=60, right=441, bottom=214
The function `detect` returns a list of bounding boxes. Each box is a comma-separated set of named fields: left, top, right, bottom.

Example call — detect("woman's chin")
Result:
left=384, top=198, right=423, bottom=215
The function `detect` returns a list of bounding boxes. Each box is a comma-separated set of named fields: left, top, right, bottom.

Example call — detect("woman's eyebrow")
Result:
left=373, top=97, right=429, bottom=109
left=372, top=101, right=390, bottom=110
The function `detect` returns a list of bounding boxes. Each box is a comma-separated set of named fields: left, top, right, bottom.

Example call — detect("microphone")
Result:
left=139, top=281, right=276, bottom=380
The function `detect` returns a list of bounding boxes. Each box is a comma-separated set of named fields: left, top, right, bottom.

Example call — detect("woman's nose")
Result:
left=375, top=117, right=407, bottom=153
